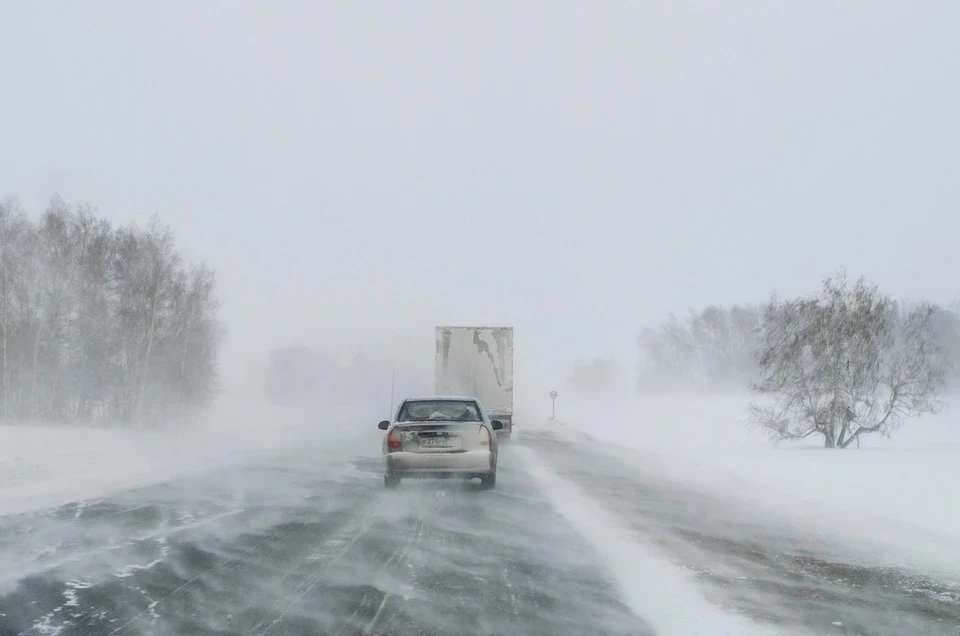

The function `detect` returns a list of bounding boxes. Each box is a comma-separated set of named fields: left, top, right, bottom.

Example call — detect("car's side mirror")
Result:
left=491, top=420, right=504, bottom=430
left=378, top=420, right=390, bottom=430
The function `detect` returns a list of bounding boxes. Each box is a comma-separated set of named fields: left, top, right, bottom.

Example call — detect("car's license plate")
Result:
left=420, top=436, right=457, bottom=448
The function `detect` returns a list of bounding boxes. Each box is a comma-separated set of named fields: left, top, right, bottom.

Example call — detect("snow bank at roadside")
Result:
left=518, top=445, right=787, bottom=636
left=0, top=395, right=374, bottom=517
left=534, top=393, right=960, bottom=578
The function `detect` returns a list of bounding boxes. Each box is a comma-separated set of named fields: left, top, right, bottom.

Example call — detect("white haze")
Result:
left=2, top=2, right=960, bottom=391
left=2, top=4, right=960, bottom=635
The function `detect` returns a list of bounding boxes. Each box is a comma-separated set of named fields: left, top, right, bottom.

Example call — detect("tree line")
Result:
left=636, top=304, right=764, bottom=391
left=637, top=270, right=960, bottom=447
left=0, top=196, right=221, bottom=428
left=638, top=296, right=960, bottom=392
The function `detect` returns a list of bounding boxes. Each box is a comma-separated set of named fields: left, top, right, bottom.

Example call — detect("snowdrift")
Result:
left=0, top=397, right=377, bottom=517
left=528, top=392, right=960, bottom=579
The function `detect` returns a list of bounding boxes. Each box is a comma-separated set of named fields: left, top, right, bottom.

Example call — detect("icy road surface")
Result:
left=0, top=431, right=958, bottom=636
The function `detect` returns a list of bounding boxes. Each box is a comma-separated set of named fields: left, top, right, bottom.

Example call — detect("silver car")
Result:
left=378, top=396, right=504, bottom=489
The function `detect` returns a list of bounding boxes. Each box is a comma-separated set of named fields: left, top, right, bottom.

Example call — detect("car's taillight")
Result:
left=479, top=425, right=491, bottom=446
left=387, top=428, right=402, bottom=450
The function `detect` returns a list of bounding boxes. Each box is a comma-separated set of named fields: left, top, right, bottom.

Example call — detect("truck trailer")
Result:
left=434, top=326, right=514, bottom=437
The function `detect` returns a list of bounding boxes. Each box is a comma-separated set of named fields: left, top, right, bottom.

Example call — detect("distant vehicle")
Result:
left=378, top=396, right=504, bottom=488
left=435, top=325, right=514, bottom=438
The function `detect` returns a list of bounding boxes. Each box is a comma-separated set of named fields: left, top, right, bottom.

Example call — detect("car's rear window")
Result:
left=399, top=400, right=482, bottom=422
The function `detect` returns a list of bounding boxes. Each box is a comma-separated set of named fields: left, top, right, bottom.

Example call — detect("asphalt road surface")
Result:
left=0, top=430, right=957, bottom=636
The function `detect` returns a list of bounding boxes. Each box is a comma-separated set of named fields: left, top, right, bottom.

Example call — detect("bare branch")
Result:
left=749, top=271, right=947, bottom=449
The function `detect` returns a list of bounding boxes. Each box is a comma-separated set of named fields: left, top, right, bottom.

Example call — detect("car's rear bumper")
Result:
left=386, top=449, right=494, bottom=477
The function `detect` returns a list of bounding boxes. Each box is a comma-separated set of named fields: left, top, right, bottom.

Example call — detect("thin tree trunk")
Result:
left=31, top=322, right=42, bottom=419
left=176, top=299, right=198, bottom=418
left=72, top=228, right=89, bottom=421
left=15, top=344, right=22, bottom=421
left=76, top=329, right=86, bottom=421
left=2, top=264, right=7, bottom=422
left=136, top=279, right=161, bottom=427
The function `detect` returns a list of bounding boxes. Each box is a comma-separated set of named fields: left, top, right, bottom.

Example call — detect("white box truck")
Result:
left=435, top=326, right=514, bottom=437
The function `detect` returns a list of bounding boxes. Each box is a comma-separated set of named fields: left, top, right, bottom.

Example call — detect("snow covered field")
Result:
left=0, top=396, right=375, bottom=518
left=519, top=444, right=780, bottom=636
left=546, top=392, right=960, bottom=578
left=4, top=389, right=957, bottom=570
left=3, top=390, right=957, bottom=580
left=1, top=393, right=957, bottom=633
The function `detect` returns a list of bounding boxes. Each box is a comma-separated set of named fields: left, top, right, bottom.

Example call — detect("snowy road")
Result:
left=0, top=430, right=957, bottom=635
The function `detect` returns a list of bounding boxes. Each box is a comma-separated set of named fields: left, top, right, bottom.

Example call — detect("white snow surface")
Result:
left=545, top=392, right=960, bottom=579
left=3, top=389, right=957, bottom=632
left=0, top=396, right=373, bottom=517
left=518, top=445, right=785, bottom=636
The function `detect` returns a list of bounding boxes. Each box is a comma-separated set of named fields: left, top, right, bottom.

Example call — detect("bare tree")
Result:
left=637, top=305, right=762, bottom=391
left=133, top=216, right=181, bottom=427
left=171, top=263, right=221, bottom=415
left=0, top=194, right=221, bottom=428
left=750, top=271, right=947, bottom=448
left=0, top=198, right=34, bottom=420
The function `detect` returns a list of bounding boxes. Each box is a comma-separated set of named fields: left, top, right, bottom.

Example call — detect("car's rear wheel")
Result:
left=384, top=473, right=401, bottom=488
left=480, top=472, right=496, bottom=489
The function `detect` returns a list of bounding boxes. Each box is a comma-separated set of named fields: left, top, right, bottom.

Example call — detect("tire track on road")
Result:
left=362, top=455, right=652, bottom=636
left=65, top=472, right=379, bottom=635
left=5, top=442, right=656, bottom=636
left=257, top=489, right=445, bottom=636
left=344, top=508, right=433, bottom=635
left=101, top=520, right=312, bottom=635
left=330, top=488, right=454, bottom=636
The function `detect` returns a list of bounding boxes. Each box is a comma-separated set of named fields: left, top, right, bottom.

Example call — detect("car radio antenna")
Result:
left=389, top=370, right=396, bottom=418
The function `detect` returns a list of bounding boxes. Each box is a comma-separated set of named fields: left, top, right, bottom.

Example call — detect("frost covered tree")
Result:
left=0, top=195, right=221, bottom=428
left=637, top=305, right=762, bottom=390
left=750, top=271, right=947, bottom=448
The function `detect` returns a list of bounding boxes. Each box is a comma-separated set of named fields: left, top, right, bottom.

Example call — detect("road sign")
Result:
left=549, top=391, right=558, bottom=399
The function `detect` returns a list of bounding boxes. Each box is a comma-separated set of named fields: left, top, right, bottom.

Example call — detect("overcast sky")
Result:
left=2, top=1, right=959, bottom=387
